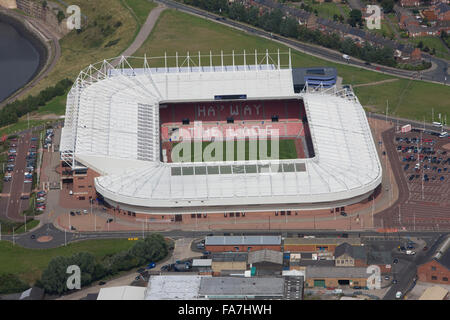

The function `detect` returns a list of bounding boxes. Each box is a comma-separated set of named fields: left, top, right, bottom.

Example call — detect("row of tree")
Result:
left=0, top=78, right=73, bottom=128
left=37, top=234, right=169, bottom=295
left=181, top=0, right=397, bottom=67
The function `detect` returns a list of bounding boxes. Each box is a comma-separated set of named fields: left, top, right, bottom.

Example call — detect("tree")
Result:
left=348, top=9, right=363, bottom=27
left=57, top=10, right=65, bottom=24
left=381, top=0, right=394, bottom=13
left=40, top=256, right=71, bottom=295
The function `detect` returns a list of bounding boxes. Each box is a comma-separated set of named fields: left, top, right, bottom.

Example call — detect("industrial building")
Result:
left=283, top=237, right=362, bottom=253
left=305, top=266, right=369, bottom=288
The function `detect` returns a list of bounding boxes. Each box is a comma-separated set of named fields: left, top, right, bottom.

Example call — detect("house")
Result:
left=406, top=24, right=439, bottom=37
left=434, top=2, right=450, bottom=21
left=334, top=242, right=367, bottom=267
left=400, top=0, right=422, bottom=6
left=423, top=9, right=438, bottom=21
left=417, top=247, right=450, bottom=285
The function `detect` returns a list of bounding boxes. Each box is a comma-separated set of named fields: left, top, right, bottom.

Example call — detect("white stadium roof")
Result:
left=60, top=54, right=382, bottom=214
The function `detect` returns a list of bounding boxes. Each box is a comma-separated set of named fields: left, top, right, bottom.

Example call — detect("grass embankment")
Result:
left=134, top=9, right=450, bottom=122
left=23, top=0, right=139, bottom=98
left=122, top=0, right=157, bottom=27
left=355, top=79, right=450, bottom=121
left=0, top=239, right=135, bottom=285
left=408, top=36, right=450, bottom=61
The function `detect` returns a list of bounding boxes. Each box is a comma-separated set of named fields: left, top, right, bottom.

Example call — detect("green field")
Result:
left=172, top=139, right=299, bottom=162
left=354, top=79, right=450, bottom=122
left=408, top=36, right=450, bottom=61
left=0, top=119, right=51, bottom=137
left=304, top=0, right=350, bottom=20
left=133, top=9, right=394, bottom=86
left=35, top=94, right=68, bottom=116
left=135, top=9, right=450, bottom=121
left=0, top=239, right=136, bottom=284
left=13, top=220, right=40, bottom=234
left=122, top=0, right=157, bottom=27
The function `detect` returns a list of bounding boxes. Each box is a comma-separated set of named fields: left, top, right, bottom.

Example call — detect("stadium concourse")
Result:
left=58, top=52, right=382, bottom=226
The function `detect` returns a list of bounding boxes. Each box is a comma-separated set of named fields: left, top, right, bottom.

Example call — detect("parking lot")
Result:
left=0, top=128, right=55, bottom=222
left=389, top=129, right=450, bottom=230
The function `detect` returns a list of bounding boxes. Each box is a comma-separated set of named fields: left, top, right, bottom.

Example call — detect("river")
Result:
left=0, top=20, right=41, bottom=103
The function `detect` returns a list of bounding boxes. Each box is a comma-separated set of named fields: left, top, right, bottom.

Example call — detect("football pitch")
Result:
left=170, top=139, right=299, bottom=162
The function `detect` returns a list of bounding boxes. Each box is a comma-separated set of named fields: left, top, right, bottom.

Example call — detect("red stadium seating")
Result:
left=160, top=99, right=307, bottom=141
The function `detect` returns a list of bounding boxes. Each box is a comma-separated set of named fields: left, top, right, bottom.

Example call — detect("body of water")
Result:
left=0, top=20, right=41, bottom=103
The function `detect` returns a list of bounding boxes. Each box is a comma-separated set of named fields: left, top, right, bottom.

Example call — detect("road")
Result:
left=2, top=222, right=449, bottom=249
left=383, top=233, right=448, bottom=300
left=155, top=0, right=449, bottom=85
left=367, top=112, right=450, bottom=132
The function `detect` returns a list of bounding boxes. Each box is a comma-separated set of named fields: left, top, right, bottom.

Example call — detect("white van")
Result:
left=439, top=132, right=448, bottom=138
left=395, top=291, right=402, bottom=299
left=406, top=250, right=416, bottom=255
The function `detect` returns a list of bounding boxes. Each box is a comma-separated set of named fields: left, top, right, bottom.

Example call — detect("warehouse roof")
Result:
left=284, top=237, right=361, bottom=246
left=419, top=286, right=448, bottom=300
left=145, top=275, right=206, bottom=300
left=206, top=235, right=281, bottom=246
left=306, top=266, right=368, bottom=278
left=248, top=249, right=283, bottom=265
left=192, top=259, right=212, bottom=267
left=211, top=252, right=248, bottom=262
left=335, top=242, right=367, bottom=260
left=97, top=286, right=146, bottom=300
left=199, top=277, right=284, bottom=298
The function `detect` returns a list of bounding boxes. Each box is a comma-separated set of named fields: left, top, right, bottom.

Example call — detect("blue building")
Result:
left=292, top=67, right=337, bottom=92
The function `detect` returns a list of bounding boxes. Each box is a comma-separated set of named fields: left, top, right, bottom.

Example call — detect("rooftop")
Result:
left=199, top=277, right=285, bottom=298
left=284, top=237, right=362, bottom=246
left=211, top=252, right=248, bottom=262
left=419, top=286, right=449, bottom=300
left=248, top=249, right=283, bottom=265
left=97, top=286, right=146, bottom=300
left=306, top=266, right=369, bottom=278
left=145, top=275, right=205, bottom=300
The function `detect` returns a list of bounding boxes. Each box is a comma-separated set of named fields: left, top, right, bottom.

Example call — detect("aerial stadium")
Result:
left=60, top=50, right=382, bottom=217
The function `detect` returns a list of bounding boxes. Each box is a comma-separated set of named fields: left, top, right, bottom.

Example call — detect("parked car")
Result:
left=395, top=291, right=402, bottom=299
